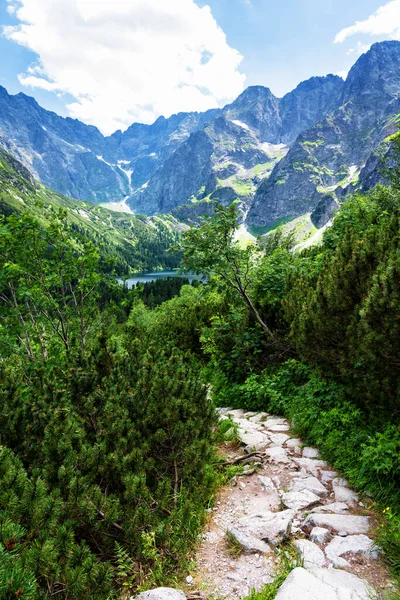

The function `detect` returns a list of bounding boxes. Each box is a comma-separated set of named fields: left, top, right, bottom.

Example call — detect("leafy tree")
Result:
left=180, top=202, right=276, bottom=339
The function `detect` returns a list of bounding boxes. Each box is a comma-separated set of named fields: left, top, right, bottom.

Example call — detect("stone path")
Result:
left=189, top=408, right=394, bottom=600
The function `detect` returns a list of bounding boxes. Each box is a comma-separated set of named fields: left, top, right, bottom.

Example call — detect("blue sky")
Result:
left=0, top=0, right=398, bottom=133
left=197, top=0, right=388, bottom=92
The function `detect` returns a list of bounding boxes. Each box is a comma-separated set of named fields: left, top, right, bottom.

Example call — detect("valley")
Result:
left=1, top=34, right=400, bottom=600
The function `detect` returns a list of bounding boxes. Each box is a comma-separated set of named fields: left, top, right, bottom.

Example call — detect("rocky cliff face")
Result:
left=247, top=42, right=400, bottom=227
left=280, top=75, right=344, bottom=144
left=132, top=76, right=346, bottom=216
left=0, top=41, right=399, bottom=225
left=0, top=86, right=220, bottom=203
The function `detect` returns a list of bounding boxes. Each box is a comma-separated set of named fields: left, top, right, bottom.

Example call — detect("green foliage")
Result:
left=215, top=417, right=240, bottom=445
left=284, top=186, right=400, bottom=420
left=0, top=213, right=219, bottom=598
left=0, top=148, right=182, bottom=275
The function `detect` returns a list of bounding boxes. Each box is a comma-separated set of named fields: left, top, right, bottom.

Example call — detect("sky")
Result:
left=0, top=0, right=399, bottom=135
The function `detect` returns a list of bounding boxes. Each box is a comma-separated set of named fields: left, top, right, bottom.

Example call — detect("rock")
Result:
left=274, top=567, right=378, bottom=600
left=239, top=429, right=270, bottom=451
left=269, top=433, right=291, bottom=446
left=294, top=539, right=327, bottom=567
left=320, top=470, right=339, bottom=483
left=264, top=417, right=287, bottom=427
left=282, top=490, right=321, bottom=511
left=227, top=409, right=245, bottom=418
left=133, top=589, right=186, bottom=600
left=325, top=535, right=379, bottom=567
left=216, top=407, right=234, bottom=415
left=265, top=446, right=291, bottom=464
left=185, top=576, right=193, bottom=584
left=311, top=502, right=350, bottom=515
left=249, top=412, right=269, bottom=423
left=226, top=526, right=270, bottom=554
left=256, top=476, right=281, bottom=510
left=293, top=458, right=328, bottom=476
left=268, top=424, right=290, bottom=433
left=332, top=479, right=359, bottom=505
left=234, top=510, right=294, bottom=547
left=257, top=476, right=277, bottom=493
left=302, top=447, right=320, bottom=459
left=310, top=527, right=333, bottom=544
left=303, top=513, right=371, bottom=535
left=285, top=438, right=302, bottom=449
left=291, top=476, right=328, bottom=498
left=333, top=486, right=359, bottom=505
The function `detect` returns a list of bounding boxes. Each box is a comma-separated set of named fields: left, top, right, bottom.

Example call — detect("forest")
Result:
left=0, top=135, right=400, bottom=599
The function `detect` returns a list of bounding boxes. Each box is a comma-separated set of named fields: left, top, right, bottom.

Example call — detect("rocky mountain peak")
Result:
left=222, top=85, right=281, bottom=143
left=344, top=40, right=400, bottom=101
left=280, top=74, right=345, bottom=143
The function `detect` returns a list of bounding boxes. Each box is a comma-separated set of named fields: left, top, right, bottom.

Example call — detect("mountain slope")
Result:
left=0, top=147, right=183, bottom=273
left=131, top=77, right=345, bottom=216
left=0, top=41, right=399, bottom=227
left=248, top=42, right=400, bottom=227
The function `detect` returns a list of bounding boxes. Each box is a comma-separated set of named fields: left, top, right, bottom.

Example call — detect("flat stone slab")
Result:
left=264, top=417, right=287, bottom=427
left=310, top=527, right=333, bottom=544
left=302, top=447, right=320, bottom=459
left=285, top=438, right=302, bottom=448
left=304, top=513, right=371, bottom=535
left=291, top=476, right=328, bottom=497
left=282, top=489, right=321, bottom=511
left=216, top=407, right=233, bottom=415
left=226, top=525, right=271, bottom=554
left=234, top=509, right=294, bottom=547
left=226, top=409, right=245, bottom=418
left=265, top=446, right=291, bottom=464
left=257, top=476, right=281, bottom=510
left=333, top=485, right=359, bottom=505
left=294, top=539, right=327, bottom=568
left=320, top=470, right=339, bottom=483
left=325, top=535, right=379, bottom=567
left=293, top=458, right=329, bottom=476
left=134, top=589, right=186, bottom=600
left=269, top=433, right=291, bottom=446
left=239, top=429, right=270, bottom=450
left=311, top=502, right=350, bottom=514
left=248, top=412, right=269, bottom=423
left=267, top=424, right=290, bottom=433
left=332, top=478, right=359, bottom=505
left=274, top=567, right=377, bottom=600
left=257, top=476, right=277, bottom=493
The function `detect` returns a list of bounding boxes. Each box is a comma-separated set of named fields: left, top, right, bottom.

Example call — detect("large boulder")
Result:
left=274, top=567, right=377, bottom=600
left=233, top=510, right=295, bottom=548
left=291, top=476, right=328, bottom=498
left=226, top=526, right=271, bottom=554
left=303, top=513, right=371, bottom=535
left=294, top=539, right=327, bottom=568
left=133, top=589, right=186, bottom=600
left=325, top=535, right=379, bottom=568
left=282, top=490, right=321, bottom=511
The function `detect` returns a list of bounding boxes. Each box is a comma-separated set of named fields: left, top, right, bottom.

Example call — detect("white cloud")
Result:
left=334, top=0, right=400, bottom=44
left=3, top=0, right=246, bottom=134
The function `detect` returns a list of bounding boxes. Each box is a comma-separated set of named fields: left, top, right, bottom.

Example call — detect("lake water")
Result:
left=120, top=270, right=203, bottom=288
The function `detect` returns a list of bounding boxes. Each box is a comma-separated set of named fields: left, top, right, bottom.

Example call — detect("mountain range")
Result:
left=1, top=41, right=400, bottom=229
